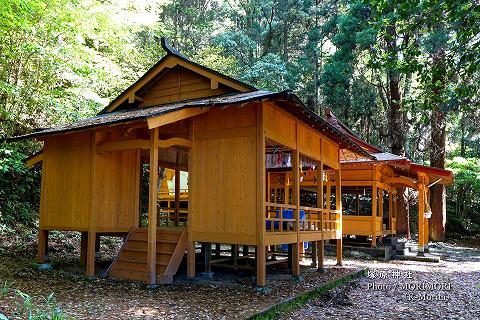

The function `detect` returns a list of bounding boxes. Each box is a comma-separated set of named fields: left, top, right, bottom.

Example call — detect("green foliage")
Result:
left=446, top=157, right=480, bottom=226
left=4, top=290, right=72, bottom=320
left=0, top=143, right=40, bottom=226
left=0, top=0, right=478, bottom=238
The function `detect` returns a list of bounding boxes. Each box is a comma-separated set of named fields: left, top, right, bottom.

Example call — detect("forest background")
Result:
left=1, top=0, right=479, bottom=242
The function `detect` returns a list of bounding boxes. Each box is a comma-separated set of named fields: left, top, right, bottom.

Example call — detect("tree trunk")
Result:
left=385, top=24, right=409, bottom=236
left=429, top=109, right=447, bottom=241
left=396, top=187, right=410, bottom=239
left=428, top=34, right=447, bottom=241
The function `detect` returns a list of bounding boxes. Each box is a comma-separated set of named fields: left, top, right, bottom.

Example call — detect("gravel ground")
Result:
left=0, top=231, right=359, bottom=319
left=281, top=242, right=480, bottom=320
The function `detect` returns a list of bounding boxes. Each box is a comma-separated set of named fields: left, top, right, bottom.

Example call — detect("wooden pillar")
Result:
left=326, top=180, right=331, bottom=231
left=317, top=161, right=325, bottom=271
left=242, top=245, right=249, bottom=256
left=292, top=148, right=300, bottom=276
left=86, top=231, right=96, bottom=277
left=187, top=240, right=196, bottom=278
left=86, top=132, right=98, bottom=277
left=418, top=181, right=425, bottom=256
left=187, top=118, right=195, bottom=278
left=36, top=229, right=49, bottom=264
left=147, top=127, right=159, bottom=285
left=80, top=231, right=88, bottom=266
left=256, top=104, right=266, bottom=287
left=175, top=151, right=180, bottom=227
left=203, top=243, right=212, bottom=273
left=335, top=168, right=342, bottom=266
left=95, top=234, right=101, bottom=253
left=378, top=188, right=383, bottom=245
left=424, top=188, right=430, bottom=252
left=284, top=172, right=290, bottom=205
left=371, top=183, right=377, bottom=247
left=356, top=193, right=360, bottom=215
left=311, top=242, right=317, bottom=268
left=388, top=190, right=393, bottom=234
left=231, top=244, right=238, bottom=270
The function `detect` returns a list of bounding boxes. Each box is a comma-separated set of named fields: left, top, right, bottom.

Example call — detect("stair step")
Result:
left=118, top=257, right=168, bottom=266
left=107, top=228, right=187, bottom=283
left=123, top=247, right=174, bottom=255
left=112, top=260, right=167, bottom=274
left=109, top=269, right=147, bottom=282
left=136, top=228, right=184, bottom=234
left=120, top=251, right=173, bottom=264
left=130, top=232, right=181, bottom=242
left=124, top=240, right=177, bottom=252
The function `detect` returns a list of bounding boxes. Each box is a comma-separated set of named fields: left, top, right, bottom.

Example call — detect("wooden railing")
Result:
left=265, top=202, right=297, bottom=232
left=158, top=207, right=188, bottom=227
left=265, top=202, right=341, bottom=234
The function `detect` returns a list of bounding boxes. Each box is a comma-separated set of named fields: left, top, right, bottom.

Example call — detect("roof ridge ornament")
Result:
left=160, top=37, right=188, bottom=59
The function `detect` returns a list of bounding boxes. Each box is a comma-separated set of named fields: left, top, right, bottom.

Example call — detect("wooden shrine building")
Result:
left=10, top=39, right=371, bottom=288
left=324, top=109, right=453, bottom=254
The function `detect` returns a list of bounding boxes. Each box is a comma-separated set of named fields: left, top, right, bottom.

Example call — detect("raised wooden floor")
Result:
left=108, top=227, right=187, bottom=284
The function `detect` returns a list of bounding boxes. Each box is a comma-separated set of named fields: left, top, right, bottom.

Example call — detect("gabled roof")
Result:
left=9, top=91, right=275, bottom=141
left=98, top=38, right=256, bottom=115
left=6, top=90, right=373, bottom=159
left=6, top=40, right=376, bottom=159
left=325, top=108, right=382, bottom=153
left=326, top=108, right=453, bottom=184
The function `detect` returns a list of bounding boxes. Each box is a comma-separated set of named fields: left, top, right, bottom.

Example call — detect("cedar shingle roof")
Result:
left=6, top=90, right=373, bottom=159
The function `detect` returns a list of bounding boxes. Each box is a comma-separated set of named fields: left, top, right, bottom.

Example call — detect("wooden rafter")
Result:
left=26, top=151, right=43, bottom=168
left=147, top=107, right=209, bottom=129
left=96, top=137, right=192, bottom=154
left=383, top=176, right=418, bottom=190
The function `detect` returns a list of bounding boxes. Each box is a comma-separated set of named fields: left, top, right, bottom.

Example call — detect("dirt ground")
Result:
left=1, top=231, right=479, bottom=319
left=0, top=231, right=358, bottom=319
left=281, top=242, right=480, bottom=320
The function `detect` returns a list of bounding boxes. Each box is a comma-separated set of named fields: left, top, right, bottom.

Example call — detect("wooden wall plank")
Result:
left=190, top=105, right=257, bottom=244
left=41, top=133, right=92, bottom=230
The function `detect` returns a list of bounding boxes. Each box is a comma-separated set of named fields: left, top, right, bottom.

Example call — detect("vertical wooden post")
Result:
left=378, top=188, right=384, bottom=245
left=203, top=243, right=212, bottom=273
left=292, top=147, right=300, bottom=276
left=388, top=190, right=393, bottom=233
left=256, top=104, right=266, bottom=287
left=317, top=161, right=325, bottom=271
left=418, top=181, right=425, bottom=256
left=147, top=127, right=159, bottom=285
left=392, top=191, right=397, bottom=235
left=187, top=118, right=195, bottom=278
left=335, top=167, right=342, bottom=266
left=284, top=172, right=290, bottom=205
left=80, top=232, right=88, bottom=266
left=36, top=229, right=49, bottom=264
left=95, top=234, right=101, bottom=253
left=356, top=193, right=360, bottom=215
left=267, top=172, right=271, bottom=203
left=371, top=183, right=377, bottom=247
left=134, top=151, right=141, bottom=228
left=231, top=244, right=238, bottom=270
left=424, top=188, right=430, bottom=252
left=86, top=231, right=96, bottom=277
left=326, top=179, right=331, bottom=230
left=175, top=152, right=180, bottom=227
left=86, top=132, right=97, bottom=277
left=311, top=242, right=317, bottom=268
left=243, top=245, right=249, bottom=256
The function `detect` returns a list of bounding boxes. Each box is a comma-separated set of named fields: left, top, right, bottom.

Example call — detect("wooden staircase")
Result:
left=108, top=227, right=187, bottom=284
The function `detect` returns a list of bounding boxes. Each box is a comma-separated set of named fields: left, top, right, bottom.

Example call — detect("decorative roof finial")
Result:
left=160, top=37, right=185, bottom=58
